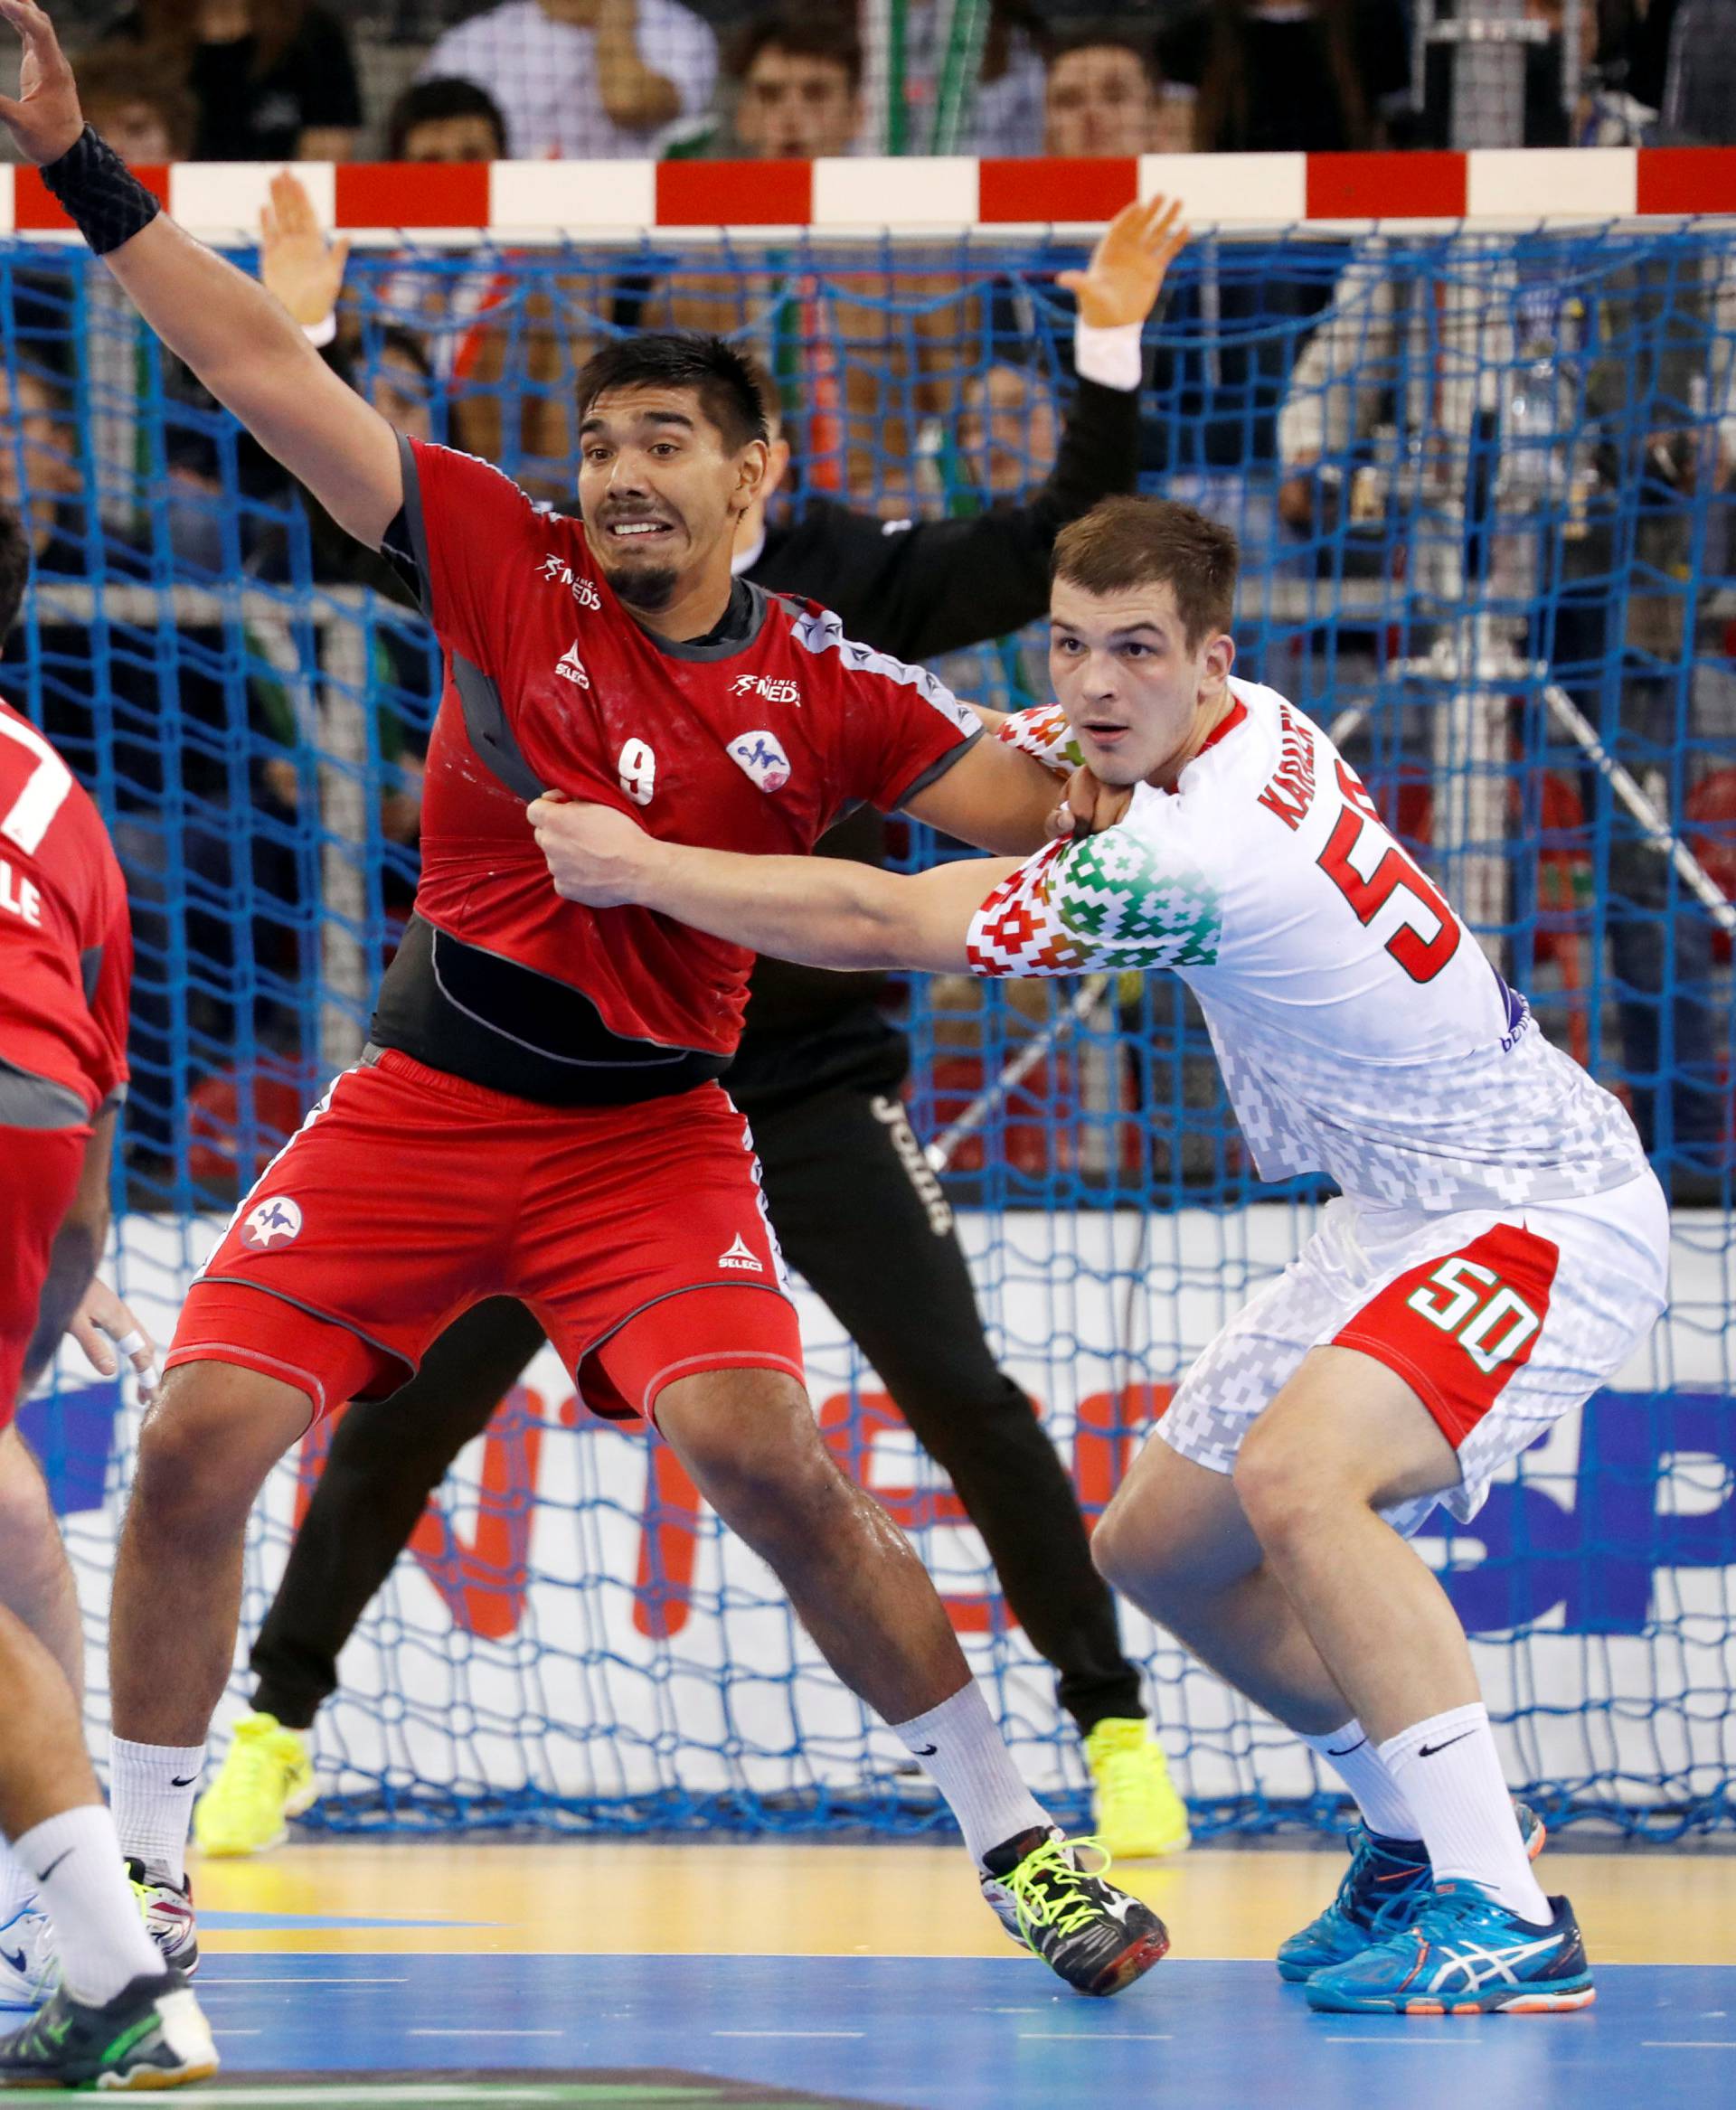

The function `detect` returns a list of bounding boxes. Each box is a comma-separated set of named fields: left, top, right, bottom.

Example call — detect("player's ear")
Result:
left=734, top=436, right=771, bottom=512
left=1203, top=630, right=1235, bottom=688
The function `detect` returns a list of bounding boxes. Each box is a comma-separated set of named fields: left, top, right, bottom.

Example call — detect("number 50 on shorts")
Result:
left=1407, top=1258, right=1543, bottom=1375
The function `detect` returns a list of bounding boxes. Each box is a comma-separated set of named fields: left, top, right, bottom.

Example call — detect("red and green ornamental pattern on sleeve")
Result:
left=968, top=827, right=1224, bottom=976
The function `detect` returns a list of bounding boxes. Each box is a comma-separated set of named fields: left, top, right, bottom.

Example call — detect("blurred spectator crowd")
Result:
left=10, top=2, right=1735, bottom=174
left=0, top=7, right=1729, bottom=1206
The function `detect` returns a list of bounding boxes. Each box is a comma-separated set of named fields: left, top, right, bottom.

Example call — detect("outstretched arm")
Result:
left=0, top=1, right=401, bottom=550
left=529, top=798, right=1015, bottom=973
left=530, top=784, right=1217, bottom=981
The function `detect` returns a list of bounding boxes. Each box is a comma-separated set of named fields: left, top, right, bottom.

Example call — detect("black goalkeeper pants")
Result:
left=250, top=1033, right=1144, bottom=1738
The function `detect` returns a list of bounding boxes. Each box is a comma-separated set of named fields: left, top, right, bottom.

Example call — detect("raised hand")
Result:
left=260, top=169, right=351, bottom=331
left=0, top=0, right=84, bottom=166
left=1058, top=194, right=1190, bottom=332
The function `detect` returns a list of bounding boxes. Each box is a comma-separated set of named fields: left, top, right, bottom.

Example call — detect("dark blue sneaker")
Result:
left=1277, top=1800, right=1544, bottom=1982
left=0, top=1967, right=218, bottom=2086
left=1305, top=1881, right=1594, bottom=2015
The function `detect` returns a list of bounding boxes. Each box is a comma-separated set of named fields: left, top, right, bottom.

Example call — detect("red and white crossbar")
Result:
left=2, top=147, right=1734, bottom=240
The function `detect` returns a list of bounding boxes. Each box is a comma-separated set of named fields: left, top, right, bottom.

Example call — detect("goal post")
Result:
left=5, top=147, right=1733, bottom=1837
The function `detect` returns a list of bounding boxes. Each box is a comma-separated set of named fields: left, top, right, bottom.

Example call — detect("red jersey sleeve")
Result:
left=792, top=605, right=982, bottom=814
left=392, top=435, right=551, bottom=675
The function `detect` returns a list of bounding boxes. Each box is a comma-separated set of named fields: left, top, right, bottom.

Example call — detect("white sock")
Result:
left=1380, top=1703, right=1551, bottom=1924
left=892, top=1681, right=1052, bottom=1870
left=1301, top=1720, right=1420, bottom=1841
left=108, top=1738, right=205, bottom=1889
left=14, top=1806, right=165, bottom=2004
left=0, top=1841, right=36, bottom=1924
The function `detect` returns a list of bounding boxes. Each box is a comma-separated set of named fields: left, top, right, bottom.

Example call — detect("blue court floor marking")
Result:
left=192, top=1955, right=1736, bottom=2110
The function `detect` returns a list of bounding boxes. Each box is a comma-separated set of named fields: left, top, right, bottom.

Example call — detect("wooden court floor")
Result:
left=113, top=1835, right=1736, bottom=2109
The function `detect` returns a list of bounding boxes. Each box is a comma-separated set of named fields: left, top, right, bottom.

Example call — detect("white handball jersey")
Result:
left=974, top=678, right=1646, bottom=1212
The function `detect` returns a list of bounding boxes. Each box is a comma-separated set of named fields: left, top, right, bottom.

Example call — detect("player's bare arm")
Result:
left=529, top=796, right=1011, bottom=973
left=0, top=0, right=401, bottom=550
left=902, top=726, right=1080, bottom=856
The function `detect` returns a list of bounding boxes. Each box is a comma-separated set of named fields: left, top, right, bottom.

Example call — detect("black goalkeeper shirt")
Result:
left=731, top=370, right=1142, bottom=1065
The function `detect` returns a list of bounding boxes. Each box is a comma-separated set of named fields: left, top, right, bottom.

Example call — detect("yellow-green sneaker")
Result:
left=193, top=1711, right=316, bottom=1859
left=1084, top=1718, right=1191, bottom=1859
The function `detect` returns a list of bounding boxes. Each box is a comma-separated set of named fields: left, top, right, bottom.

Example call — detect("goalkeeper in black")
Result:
left=196, top=196, right=1193, bottom=1862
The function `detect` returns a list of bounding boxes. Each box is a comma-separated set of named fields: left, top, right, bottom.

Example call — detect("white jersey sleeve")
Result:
left=966, top=679, right=1646, bottom=1212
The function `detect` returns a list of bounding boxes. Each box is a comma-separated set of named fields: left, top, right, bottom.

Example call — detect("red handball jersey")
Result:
left=0, top=701, right=131, bottom=1124
left=373, top=436, right=979, bottom=1098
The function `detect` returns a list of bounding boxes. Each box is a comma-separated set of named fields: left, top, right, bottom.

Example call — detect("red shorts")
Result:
left=167, top=1048, right=803, bottom=1427
left=1, top=1122, right=90, bottom=1423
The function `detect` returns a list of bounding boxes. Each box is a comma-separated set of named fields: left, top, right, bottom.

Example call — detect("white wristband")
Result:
left=1073, top=318, right=1144, bottom=393
left=302, top=311, right=339, bottom=350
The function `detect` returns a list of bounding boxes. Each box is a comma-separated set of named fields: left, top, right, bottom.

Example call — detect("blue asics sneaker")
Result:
left=1277, top=1800, right=1544, bottom=1982
left=1305, top=1880, right=1594, bottom=2015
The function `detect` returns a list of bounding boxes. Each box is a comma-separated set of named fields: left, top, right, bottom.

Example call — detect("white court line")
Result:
left=1018, top=2031, right=1171, bottom=2040
left=1641, top=2041, right=1736, bottom=2049
left=127, top=2092, right=572, bottom=2106
left=408, top=2028, right=564, bottom=2038
left=203, top=1976, right=410, bottom=1985
left=713, top=2029, right=864, bottom=2039
left=975, top=2006, right=1045, bottom=2012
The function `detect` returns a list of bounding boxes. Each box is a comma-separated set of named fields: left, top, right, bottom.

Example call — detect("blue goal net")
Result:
left=5, top=217, right=1733, bottom=1838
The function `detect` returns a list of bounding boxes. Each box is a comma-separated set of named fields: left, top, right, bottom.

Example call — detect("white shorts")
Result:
left=1155, top=1171, right=1670, bottom=1537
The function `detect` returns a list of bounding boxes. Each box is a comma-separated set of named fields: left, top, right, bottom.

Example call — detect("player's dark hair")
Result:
left=1047, top=29, right=1165, bottom=99
left=0, top=504, right=32, bottom=646
left=1053, top=496, right=1239, bottom=646
left=575, top=334, right=770, bottom=454
left=731, top=8, right=864, bottom=93
left=386, top=77, right=508, bottom=160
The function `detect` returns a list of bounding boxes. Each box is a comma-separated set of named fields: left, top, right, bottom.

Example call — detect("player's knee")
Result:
left=1231, top=1418, right=1342, bottom=1548
left=662, top=1368, right=839, bottom=1529
left=1090, top=1492, right=1169, bottom=1607
left=131, top=1364, right=308, bottom=1531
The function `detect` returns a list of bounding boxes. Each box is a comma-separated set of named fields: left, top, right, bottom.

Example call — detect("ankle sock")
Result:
left=891, top=1681, right=1052, bottom=1870
left=14, top=1805, right=164, bottom=2004
left=1380, top=1704, right=1551, bottom=1923
left=1301, top=1719, right=1420, bottom=1842
left=108, top=1738, right=205, bottom=1889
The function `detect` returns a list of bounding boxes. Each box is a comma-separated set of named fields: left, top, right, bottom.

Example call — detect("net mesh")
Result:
left=5, top=219, right=1734, bottom=1838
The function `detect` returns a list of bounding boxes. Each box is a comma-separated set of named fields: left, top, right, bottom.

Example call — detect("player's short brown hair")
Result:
left=1052, top=495, right=1239, bottom=648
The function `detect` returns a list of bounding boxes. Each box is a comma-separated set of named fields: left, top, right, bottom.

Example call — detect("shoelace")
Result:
left=1002, top=1837, right=1113, bottom=1939
left=1402, top=1880, right=1520, bottom=1948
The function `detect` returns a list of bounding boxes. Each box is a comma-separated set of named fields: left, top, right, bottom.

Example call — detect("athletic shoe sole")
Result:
left=1082, top=1924, right=1172, bottom=1998
left=1307, top=1976, right=1595, bottom=2016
